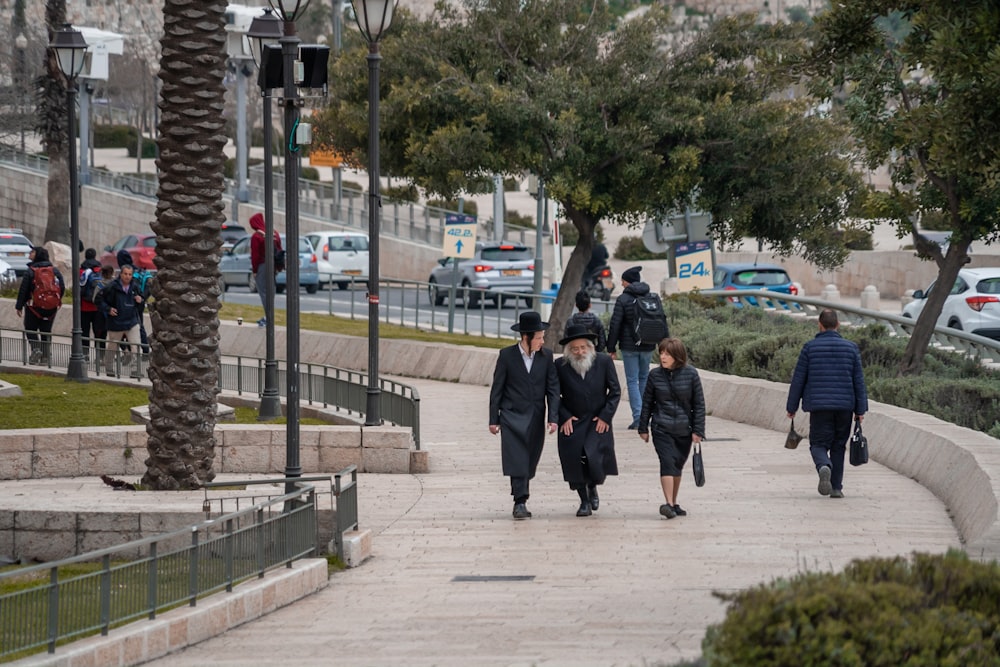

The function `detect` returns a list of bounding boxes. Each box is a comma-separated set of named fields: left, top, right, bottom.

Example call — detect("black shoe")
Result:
left=627, top=422, right=638, bottom=430
left=512, top=503, right=532, bottom=519
left=672, top=504, right=687, bottom=516
left=576, top=502, right=592, bottom=517
left=588, top=486, right=599, bottom=511
left=659, top=503, right=676, bottom=519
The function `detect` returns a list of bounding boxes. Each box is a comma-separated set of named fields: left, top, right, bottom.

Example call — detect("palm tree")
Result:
left=142, top=0, right=228, bottom=490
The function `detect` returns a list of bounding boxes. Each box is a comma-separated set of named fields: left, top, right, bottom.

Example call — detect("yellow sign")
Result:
left=309, top=150, right=343, bottom=167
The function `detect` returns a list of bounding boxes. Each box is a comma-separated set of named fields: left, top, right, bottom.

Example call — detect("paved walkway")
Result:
left=140, top=376, right=959, bottom=667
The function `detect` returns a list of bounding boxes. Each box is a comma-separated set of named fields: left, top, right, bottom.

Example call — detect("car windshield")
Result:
left=0, top=234, right=31, bottom=247
left=329, top=237, right=368, bottom=251
left=481, top=247, right=532, bottom=262
left=298, top=238, right=312, bottom=253
left=140, top=237, right=157, bottom=248
left=730, top=269, right=789, bottom=287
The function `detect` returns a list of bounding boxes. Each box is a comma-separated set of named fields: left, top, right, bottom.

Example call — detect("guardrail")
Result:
left=0, top=327, right=422, bottom=449
left=0, top=480, right=319, bottom=660
left=698, top=288, right=1000, bottom=363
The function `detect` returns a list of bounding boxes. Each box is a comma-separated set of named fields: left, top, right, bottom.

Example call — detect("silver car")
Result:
left=219, top=234, right=320, bottom=294
left=428, top=242, right=535, bottom=308
left=0, top=229, right=34, bottom=277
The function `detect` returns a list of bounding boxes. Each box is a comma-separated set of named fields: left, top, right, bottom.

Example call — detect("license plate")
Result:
left=501, top=269, right=521, bottom=277
left=8, top=252, right=26, bottom=257
left=343, top=270, right=362, bottom=275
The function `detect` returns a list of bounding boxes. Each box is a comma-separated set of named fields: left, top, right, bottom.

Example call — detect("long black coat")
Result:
left=489, top=345, right=560, bottom=480
left=555, top=353, right=621, bottom=485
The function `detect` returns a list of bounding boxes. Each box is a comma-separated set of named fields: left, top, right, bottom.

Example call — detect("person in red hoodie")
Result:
left=249, top=213, right=282, bottom=327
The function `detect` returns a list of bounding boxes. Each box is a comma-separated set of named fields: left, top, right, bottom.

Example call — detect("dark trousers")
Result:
left=510, top=476, right=530, bottom=504
left=81, top=310, right=107, bottom=356
left=23, top=309, right=55, bottom=359
left=808, top=410, right=853, bottom=491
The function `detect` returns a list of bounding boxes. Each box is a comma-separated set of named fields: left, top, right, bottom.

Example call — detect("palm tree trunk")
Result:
left=41, top=0, right=70, bottom=245
left=142, top=0, right=228, bottom=490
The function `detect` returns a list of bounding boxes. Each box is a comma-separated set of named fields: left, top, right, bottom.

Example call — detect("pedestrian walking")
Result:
left=80, top=248, right=104, bottom=360
left=488, top=311, right=560, bottom=520
left=786, top=309, right=868, bottom=499
left=100, top=264, right=144, bottom=377
left=606, top=265, right=668, bottom=429
left=565, top=289, right=607, bottom=353
left=555, top=324, right=621, bottom=517
left=249, top=212, right=282, bottom=327
left=14, top=247, right=65, bottom=364
left=638, top=337, right=705, bottom=519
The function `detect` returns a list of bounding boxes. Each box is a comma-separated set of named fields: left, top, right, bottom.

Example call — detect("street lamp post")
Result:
left=353, top=0, right=397, bottom=427
left=50, top=25, right=89, bottom=382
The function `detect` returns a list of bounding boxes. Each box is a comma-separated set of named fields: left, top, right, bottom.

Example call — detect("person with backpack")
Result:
left=565, top=290, right=607, bottom=353
left=606, top=265, right=669, bottom=430
left=100, top=264, right=144, bottom=377
left=249, top=212, right=283, bottom=327
left=79, top=249, right=104, bottom=360
left=14, top=246, right=65, bottom=365
left=116, top=250, right=151, bottom=355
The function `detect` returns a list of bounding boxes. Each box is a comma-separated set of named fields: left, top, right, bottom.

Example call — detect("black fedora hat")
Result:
left=510, top=311, right=550, bottom=333
left=559, top=324, right=598, bottom=347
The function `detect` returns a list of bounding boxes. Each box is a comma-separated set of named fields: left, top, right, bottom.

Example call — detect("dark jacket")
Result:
left=99, top=276, right=143, bottom=332
left=555, top=353, right=621, bottom=484
left=565, top=311, right=607, bottom=353
left=15, top=248, right=65, bottom=319
left=786, top=330, right=868, bottom=415
left=606, top=281, right=663, bottom=353
left=489, top=344, right=560, bottom=480
left=639, top=364, right=706, bottom=438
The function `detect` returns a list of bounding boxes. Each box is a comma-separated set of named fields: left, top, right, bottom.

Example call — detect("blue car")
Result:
left=713, top=263, right=798, bottom=306
left=219, top=234, right=320, bottom=294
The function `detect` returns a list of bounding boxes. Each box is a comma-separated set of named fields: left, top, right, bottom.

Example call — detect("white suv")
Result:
left=305, top=231, right=369, bottom=289
left=903, top=267, right=1000, bottom=341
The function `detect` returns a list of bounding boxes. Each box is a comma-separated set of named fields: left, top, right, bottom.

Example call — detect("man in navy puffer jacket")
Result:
left=786, top=309, right=868, bottom=499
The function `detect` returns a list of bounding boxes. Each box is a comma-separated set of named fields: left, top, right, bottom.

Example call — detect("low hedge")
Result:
left=702, top=551, right=1000, bottom=667
left=664, top=295, right=1000, bottom=438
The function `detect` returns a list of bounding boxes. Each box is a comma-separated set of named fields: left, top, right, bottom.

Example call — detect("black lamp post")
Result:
left=248, top=8, right=283, bottom=422
left=353, top=0, right=396, bottom=427
left=267, top=0, right=309, bottom=490
left=49, top=24, right=89, bottom=382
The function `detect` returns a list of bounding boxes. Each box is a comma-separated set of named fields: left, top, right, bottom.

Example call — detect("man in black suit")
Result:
left=489, top=311, right=560, bottom=519
left=555, top=325, right=622, bottom=517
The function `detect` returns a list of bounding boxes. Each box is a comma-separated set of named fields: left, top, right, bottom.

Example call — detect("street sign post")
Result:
left=674, top=240, right=714, bottom=291
left=444, top=213, right=477, bottom=332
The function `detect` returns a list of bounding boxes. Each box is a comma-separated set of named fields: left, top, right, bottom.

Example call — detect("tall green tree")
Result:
left=807, top=0, right=1000, bottom=375
left=38, top=0, right=70, bottom=245
left=316, top=0, right=862, bottom=343
left=143, top=0, right=228, bottom=489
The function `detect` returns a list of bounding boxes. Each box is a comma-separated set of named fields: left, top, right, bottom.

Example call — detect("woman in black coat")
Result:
left=638, top=337, right=705, bottom=519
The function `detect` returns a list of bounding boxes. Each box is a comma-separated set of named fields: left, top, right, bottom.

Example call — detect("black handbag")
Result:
left=692, top=442, right=706, bottom=487
left=785, top=420, right=804, bottom=449
left=849, top=419, right=869, bottom=466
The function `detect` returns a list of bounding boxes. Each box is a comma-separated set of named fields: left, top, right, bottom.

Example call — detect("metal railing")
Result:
left=0, top=327, right=422, bottom=449
left=0, top=480, right=319, bottom=660
left=698, top=288, right=1000, bottom=363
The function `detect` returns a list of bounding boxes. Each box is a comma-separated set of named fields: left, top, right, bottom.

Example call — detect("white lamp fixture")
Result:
left=353, top=0, right=395, bottom=44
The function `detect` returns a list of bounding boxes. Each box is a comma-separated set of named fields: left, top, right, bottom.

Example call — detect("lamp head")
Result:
left=352, top=0, right=396, bottom=44
left=248, top=8, right=283, bottom=67
left=48, top=23, right=89, bottom=81
left=268, top=0, right=311, bottom=23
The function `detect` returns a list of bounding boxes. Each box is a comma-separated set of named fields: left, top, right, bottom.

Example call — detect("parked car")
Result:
left=221, top=222, right=249, bottom=250
left=0, top=257, right=15, bottom=284
left=902, top=267, right=1000, bottom=340
left=219, top=234, right=319, bottom=294
left=100, top=234, right=158, bottom=271
left=0, top=229, right=35, bottom=277
left=427, top=242, right=535, bottom=308
left=713, top=263, right=799, bottom=306
left=304, top=231, right=369, bottom=289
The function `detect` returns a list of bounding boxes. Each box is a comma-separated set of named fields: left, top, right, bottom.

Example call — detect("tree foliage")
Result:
left=315, top=0, right=863, bottom=345
left=806, top=0, right=1000, bottom=374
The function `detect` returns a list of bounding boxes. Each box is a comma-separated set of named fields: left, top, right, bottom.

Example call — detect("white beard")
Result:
left=568, top=348, right=596, bottom=377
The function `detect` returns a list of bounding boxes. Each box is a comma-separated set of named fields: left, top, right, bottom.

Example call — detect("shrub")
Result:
left=841, top=227, right=874, bottom=250
left=301, top=166, right=319, bottom=182
left=505, top=210, right=535, bottom=229
left=702, top=551, right=1000, bottom=667
left=125, top=134, right=157, bottom=159
left=560, top=222, right=605, bottom=247
left=503, top=176, right=520, bottom=191
left=614, top=234, right=667, bottom=261
left=92, top=124, right=133, bottom=148
left=382, top=183, right=420, bottom=202
left=426, top=199, right=479, bottom=217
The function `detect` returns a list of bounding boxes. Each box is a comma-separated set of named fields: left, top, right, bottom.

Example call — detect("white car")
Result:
left=0, top=257, right=15, bottom=284
left=304, top=231, right=369, bottom=289
left=902, top=267, right=1000, bottom=341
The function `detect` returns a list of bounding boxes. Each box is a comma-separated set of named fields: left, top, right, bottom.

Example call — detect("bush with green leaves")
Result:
left=701, top=551, right=1000, bottom=667
left=426, top=199, right=479, bottom=217
left=560, top=222, right=605, bottom=247
left=663, top=294, right=1000, bottom=436
left=614, top=234, right=667, bottom=260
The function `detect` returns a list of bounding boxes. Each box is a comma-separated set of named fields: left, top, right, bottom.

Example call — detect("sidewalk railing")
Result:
left=0, top=479, right=319, bottom=661
left=0, top=327, right=422, bottom=449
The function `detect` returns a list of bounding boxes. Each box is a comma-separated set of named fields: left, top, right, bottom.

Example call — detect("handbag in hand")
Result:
left=849, top=418, right=869, bottom=466
left=692, top=442, right=706, bottom=487
left=785, top=420, right=804, bottom=449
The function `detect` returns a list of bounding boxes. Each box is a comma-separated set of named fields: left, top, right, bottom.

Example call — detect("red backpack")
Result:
left=30, top=265, right=62, bottom=312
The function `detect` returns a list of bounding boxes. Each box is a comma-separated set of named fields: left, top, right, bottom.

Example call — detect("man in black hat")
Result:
left=489, top=311, right=560, bottom=519
left=555, top=325, right=621, bottom=517
left=607, top=265, right=667, bottom=429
